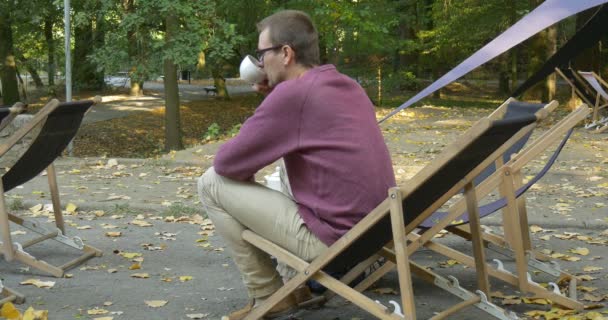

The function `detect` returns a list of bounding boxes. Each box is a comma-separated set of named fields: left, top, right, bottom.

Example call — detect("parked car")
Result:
left=104, top=72, right=130, bottom=87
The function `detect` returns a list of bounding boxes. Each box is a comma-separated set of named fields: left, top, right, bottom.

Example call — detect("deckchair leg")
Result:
left=512, top=170, right=531, bottom=251
left=496, top=159, right=516, bottom=248
left=500, top=167, right=528, bottom=292
left=0, top=185, right=15, bottom=262
left=463, top=182, right=490, bottom=296
left=46, top=164, right=65, bottom=234
left=1, top=281, right=25, bottom=305
left=389, top=187, right=416, bottom=319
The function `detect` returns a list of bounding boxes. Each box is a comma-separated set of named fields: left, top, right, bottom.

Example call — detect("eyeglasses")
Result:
left=255, top=45, right=284, bottom=63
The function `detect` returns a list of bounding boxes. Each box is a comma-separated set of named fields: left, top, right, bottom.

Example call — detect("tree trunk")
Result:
left=508, top=0, right=518, bottom=91
left=25, top=63, right=44, bottom=88
left=73, top=11, right=103, bottom=90
left=163, top=13, right=183, bottom=151
left=432, top=67, right=441, bottom=99
left=44, top=19, right=56, bottom=86
left=73, top=19, right=95, bottom=90
left=130, top=81, right=144, bottom=96
left=545, top=25, right=557, bottom=101
left=124, top=0, right=144, bottom=96
left=0, top=9, right=19, bottom=105
left=211, top=69, right=229, bottom=99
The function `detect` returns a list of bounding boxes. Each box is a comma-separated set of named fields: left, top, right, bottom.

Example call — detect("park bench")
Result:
left=203, top=86, right=217, bottom=95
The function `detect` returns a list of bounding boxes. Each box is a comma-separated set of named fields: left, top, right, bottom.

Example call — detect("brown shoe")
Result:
left=223, top=294, right=298, bottom=320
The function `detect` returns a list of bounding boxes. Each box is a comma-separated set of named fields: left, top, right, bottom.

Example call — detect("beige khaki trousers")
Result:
left=197, top=167, right=328, bottom=298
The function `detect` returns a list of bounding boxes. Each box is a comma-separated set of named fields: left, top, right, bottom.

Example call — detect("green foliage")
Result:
left=228, top=123, right=242, bottom=137
left=204, top=122, right=221, bottom=141
left=383, top=70, right=420, bottom=92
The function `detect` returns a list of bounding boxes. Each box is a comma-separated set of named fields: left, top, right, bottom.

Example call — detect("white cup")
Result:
left=239, top=55, right=267, bottom=84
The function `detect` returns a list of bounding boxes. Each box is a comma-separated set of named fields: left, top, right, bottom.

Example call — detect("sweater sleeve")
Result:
left=213, top=86, right=302, bottom=181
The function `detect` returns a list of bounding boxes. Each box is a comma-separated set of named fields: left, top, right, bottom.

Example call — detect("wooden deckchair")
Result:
left=555, top=67, right=607, bottom=131
left=0, top=279, right=25, bottom=305
left=239, top=103, right=551, bottom=319
left=353, top=100, right=589, bottom=314
left=0, top=99, right=102, bottom=277
left=577, top=71, right=608, bottom=133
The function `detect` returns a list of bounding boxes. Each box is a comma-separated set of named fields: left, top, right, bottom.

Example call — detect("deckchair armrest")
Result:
left=0, top=99, right=60, bottom=158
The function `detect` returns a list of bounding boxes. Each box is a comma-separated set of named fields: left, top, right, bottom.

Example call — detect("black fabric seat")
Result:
left=325, top=114, right=536, bottom=272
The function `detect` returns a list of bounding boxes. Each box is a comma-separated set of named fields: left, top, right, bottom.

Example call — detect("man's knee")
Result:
left=198, top=167, right=220, bottom=202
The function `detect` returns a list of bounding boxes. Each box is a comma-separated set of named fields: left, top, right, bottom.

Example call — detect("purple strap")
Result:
left=380, top=0, right=608, bottom=124
left=419, top=128, right=573, bottom=229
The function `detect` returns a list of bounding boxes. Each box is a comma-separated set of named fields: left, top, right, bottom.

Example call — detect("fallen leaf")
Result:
left=22, top=307, right=48, bottom=320
left=130, top=220, right=153, bottom=227
left=1, top=302, right=21, bottom=319
left=87, top=308, right=109, bottom=315
left=144, top=300, right=168, bottom=308
left=179, top=276, right=193, bottom=282
left=186, top=314, right=209, bottom=319
left=131, top=273, right=150, bottom=279
left=119, top=252, right=142, bottom=259
left=129, top=263, right=141, bottom=270
left=20, top=279, right=55, bottom=288
left=106, top=232, right=122, bottom=237
left=28, top=204, right=43, bottom=213
left=66, top=203, right=78, bottom=213
left=583, top=266, right=603, bottom=273
left=530, top=225, right=544, bottom=233
left=582, top=293, right=605, bottom=302
left=569, top=247, right=590, bottom=256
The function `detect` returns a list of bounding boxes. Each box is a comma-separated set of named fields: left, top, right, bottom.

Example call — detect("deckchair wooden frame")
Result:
left=0, top=279, right=25, bottom=305
left=0, top=103, right=26, bottom=133
left=576, top=71, right=608, bottom=133
left=351, top=101, right=589, bottom=313
left=240, top=108, right=547, bottom=319
left=556, top=68, right=607, bottom=132
left=0, top=99, right=102, bottom=277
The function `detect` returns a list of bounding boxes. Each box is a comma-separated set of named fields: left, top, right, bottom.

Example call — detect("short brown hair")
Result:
left=257, top=10, right=320, bottom=67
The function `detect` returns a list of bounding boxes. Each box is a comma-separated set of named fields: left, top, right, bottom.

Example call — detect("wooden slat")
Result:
left=422, top=237, right=583, bottom=310
left=389, top=187, right=416, bottom=319
left=46, top=164, right=65, bottom=234
left=464, top=182, right=490, bottom=295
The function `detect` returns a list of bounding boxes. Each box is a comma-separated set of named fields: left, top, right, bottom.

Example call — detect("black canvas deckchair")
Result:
left=239, top=104, right=552, bottom=320
left=577, top=71, right=608, bottom=133
left=419, top=102, right=590, bottom=288
left=331, top=100, right=588, bottom=318
left=0, top=99, right=102, bottom=277
left=354, top=100, right=589, bottom=311
left=0, top=279, right=24, bottom=305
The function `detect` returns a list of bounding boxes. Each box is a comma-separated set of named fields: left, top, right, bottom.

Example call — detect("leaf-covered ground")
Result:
left=73, top=95, right=261, bottom=158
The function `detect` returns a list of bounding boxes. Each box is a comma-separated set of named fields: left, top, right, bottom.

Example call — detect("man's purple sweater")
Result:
left=214, top=65, right=395, bottom=246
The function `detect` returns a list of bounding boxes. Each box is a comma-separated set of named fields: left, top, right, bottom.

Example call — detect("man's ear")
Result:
left=282, top=45, right=296, bottom=66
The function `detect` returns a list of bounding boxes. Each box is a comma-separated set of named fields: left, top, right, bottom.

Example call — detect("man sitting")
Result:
left=197, top=10, right=395, bottom=319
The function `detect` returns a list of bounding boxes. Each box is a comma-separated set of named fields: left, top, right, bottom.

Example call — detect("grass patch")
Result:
left=161, top=203, right=202, bottom=217
left=9, top=198, right=25, bottom=211
left=108, top=203, right=140, bottom=215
